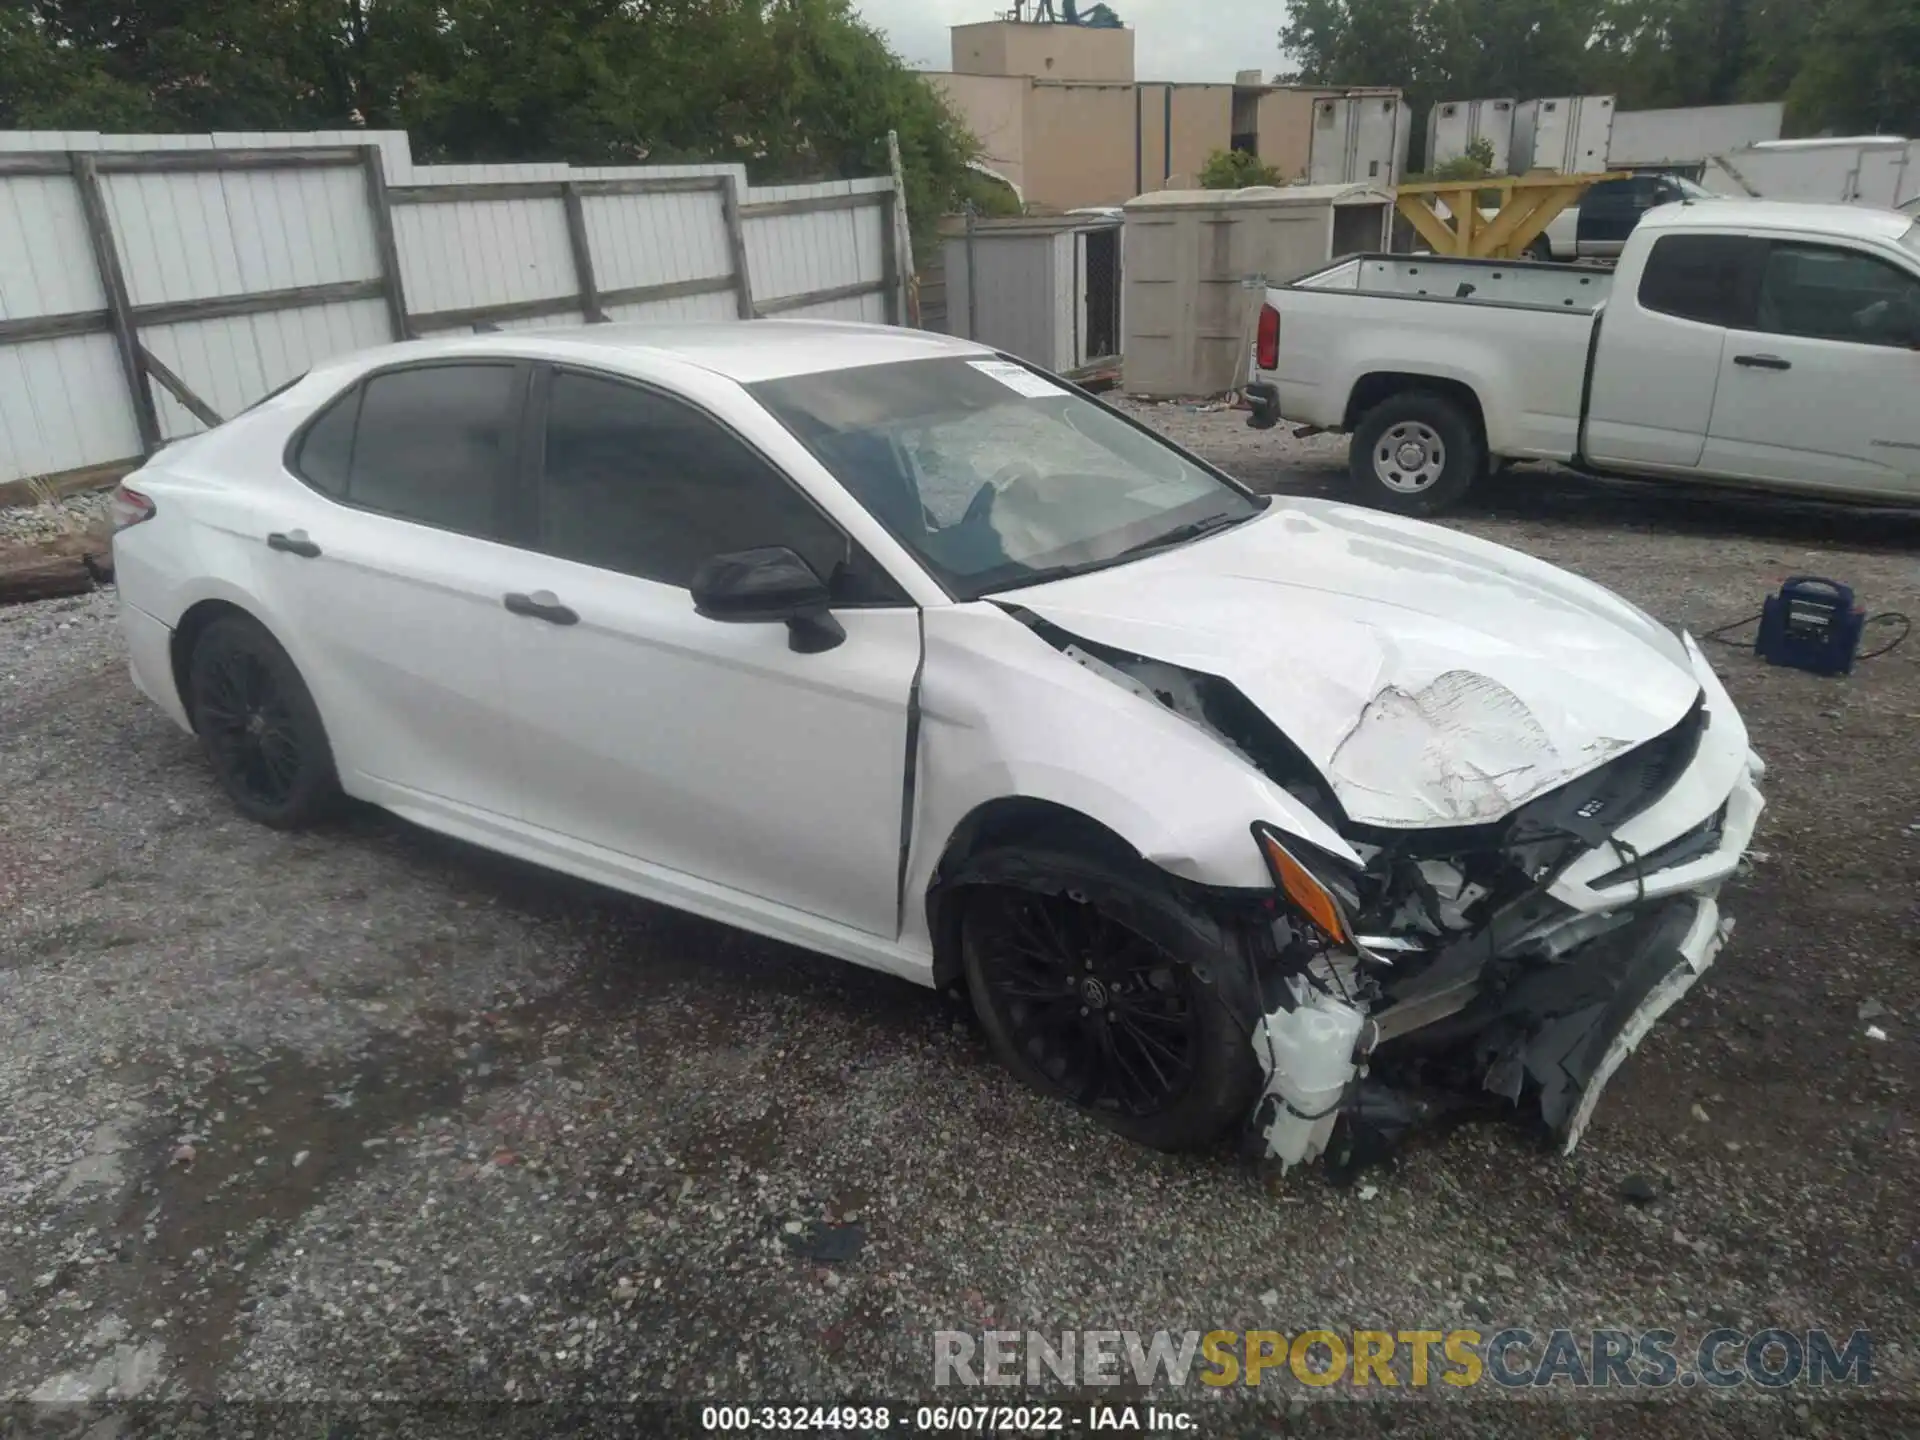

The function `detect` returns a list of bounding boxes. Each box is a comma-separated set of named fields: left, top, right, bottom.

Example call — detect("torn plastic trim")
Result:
left=1403, top=895, right=1725, bottom=1143
left=1559, top=900, right=1729, bottom=1153
left=1249, top=893, right=1732, bottom=1175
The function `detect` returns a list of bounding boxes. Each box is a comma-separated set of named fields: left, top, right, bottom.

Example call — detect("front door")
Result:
left=495, top=365, right=922, bottom=938
left=260, top=361, right=528, bottom=817
left=1702, top=239, right=1920, bottom=497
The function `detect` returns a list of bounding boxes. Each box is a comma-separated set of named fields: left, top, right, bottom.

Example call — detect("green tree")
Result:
left=2, top=0, right=975, bottom=250
left=1275, top=0, right=1895, bottom=155
left=1787, top=0, right=1920, bottom=136
left=1200, top=148, right=1284, bottom=188
left=0, top=5, right=158, bottom=129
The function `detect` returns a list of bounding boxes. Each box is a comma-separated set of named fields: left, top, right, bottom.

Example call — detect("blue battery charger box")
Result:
left=1756, top=577, right=1866, bottom=676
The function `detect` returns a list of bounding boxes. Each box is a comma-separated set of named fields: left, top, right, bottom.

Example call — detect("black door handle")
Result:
left=1734, top=353, right=1792, bottom=370
left=504, top=591, right=580, bottom=626
left=266, top=531, right=321, bottom=558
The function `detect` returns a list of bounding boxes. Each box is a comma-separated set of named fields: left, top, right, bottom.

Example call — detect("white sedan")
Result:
left=111, top=322, right=1764, bottom=1171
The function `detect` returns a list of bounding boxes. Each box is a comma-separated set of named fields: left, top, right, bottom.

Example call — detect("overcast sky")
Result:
left=859, top=1, right=1286, bottom=83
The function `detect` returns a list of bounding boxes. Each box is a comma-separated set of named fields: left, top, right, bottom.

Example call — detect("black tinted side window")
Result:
left=1583, top=178, right=1630, bottom=217
left=293, top=385, right=360, bottom=497
left=1638, top=233, right=1763, bottom=326
left=1753, top=242, right=1920, bottom=347
left=538, top=370, right=873, bottom=595
left=348, top=365, right=521, bottom=537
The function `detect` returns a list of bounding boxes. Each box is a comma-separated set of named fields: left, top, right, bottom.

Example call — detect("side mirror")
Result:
left=689, top=546, right=846, bottom=654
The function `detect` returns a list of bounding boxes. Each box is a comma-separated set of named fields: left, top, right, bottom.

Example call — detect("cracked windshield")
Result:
left=754, top=357, right=1264, bottom=598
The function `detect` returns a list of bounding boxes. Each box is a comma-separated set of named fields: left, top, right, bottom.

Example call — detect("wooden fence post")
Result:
left=720, top=173, right=756, bottom=320
left=359, top=145, right=411, bottom=340
left=561, top=181, right=605, bottom=323
left=887, top=131, right=916, bottom=327
left=70, top=152, right=161, bottom=454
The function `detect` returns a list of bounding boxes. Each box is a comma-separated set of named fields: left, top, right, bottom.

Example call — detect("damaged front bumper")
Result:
left=1248, top=636, right=1763, bottom=1173
left=1253, top=894, right=1734, bottom=1172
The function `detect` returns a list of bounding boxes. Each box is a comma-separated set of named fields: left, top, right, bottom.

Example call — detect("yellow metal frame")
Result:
left=1394, top=171, right=1632, bottom=260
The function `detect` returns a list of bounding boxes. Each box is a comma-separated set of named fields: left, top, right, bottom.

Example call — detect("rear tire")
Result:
left=187, top=614, right=341, bottom=829
left=1348, top=391, right=1485, bottom=516
left=959, top=856, right=1260, bottom=1152
left=1526, top=236, right=1554, bottom=263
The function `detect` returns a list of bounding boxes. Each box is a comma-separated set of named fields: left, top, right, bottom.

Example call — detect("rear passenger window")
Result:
left=350, top=366, right=520, bottom=535
left=293, top=386, right=359, bottom=498
left=1637, top=233, right=1764, bottom=326
left=291, top=364, right=522, bottom=537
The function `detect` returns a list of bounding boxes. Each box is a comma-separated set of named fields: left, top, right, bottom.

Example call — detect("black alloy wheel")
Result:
left=187, top=614, right=340, bottom=828
left=971, top=888, right=1203, bottom=1119
left=961, top=873, right=1260, bottom=1151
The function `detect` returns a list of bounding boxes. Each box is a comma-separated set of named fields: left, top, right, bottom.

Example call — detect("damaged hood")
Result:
left=1010, top=498, right=1702, bottom=828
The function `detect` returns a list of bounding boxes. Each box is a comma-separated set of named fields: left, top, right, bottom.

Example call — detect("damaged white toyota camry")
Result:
left=112, top=322, right=1764, bottom=1172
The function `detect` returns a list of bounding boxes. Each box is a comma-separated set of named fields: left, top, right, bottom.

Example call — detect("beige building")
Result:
left=927, top=21, right=1396, bottom=212
left=950, top=19, right=1135, bottom=82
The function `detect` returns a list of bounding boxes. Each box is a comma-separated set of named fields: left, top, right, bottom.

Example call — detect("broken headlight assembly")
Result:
left=1252, top=824, right=1358, bottom=946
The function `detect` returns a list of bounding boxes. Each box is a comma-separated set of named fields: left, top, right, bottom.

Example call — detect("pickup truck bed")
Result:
left=1297, top=254, right=1612, bottom=311
left=1247, top=199, right=1920, bottom=513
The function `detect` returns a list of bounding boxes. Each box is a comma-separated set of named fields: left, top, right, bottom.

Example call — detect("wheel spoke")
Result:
left=994, top=974, right=1072, bottom=1002
left=1115, top=1010, right=1188, bottom=1069
left=1098, top=1019, right=1160, bottom=1111
left=260, top=737, right=299, bottom=789
left=975, top=889, right=1205, bottom=1121
left=1111, top=1016, right=1175, bottom=1095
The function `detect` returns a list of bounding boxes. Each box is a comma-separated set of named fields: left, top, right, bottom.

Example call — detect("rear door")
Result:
left=262, top=362, right=528, bottom=817
left=493, top=365, right=922, bottom=937
left=1584, top=231, right=1766, bottom=470
left=1702, top=240, right=1920, bottom=496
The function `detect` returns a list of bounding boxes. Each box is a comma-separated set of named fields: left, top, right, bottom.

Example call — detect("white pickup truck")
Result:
left=1246, top=198, right=1920, bottom=513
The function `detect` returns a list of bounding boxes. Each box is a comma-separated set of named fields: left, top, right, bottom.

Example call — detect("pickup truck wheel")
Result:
left=1349, top=393, right=1484, bottom=515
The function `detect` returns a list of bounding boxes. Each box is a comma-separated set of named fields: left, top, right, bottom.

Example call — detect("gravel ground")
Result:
left=2, top=418, right=1916, bottom=1437
left=0, top=489, right=113, bottom=546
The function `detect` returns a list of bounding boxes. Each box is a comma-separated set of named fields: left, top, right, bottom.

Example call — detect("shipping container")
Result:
left=1308, top=91, right=1411, bottom=186
left=1425, top=98, right=1515, bottom=171
left=1607, top=102, right=1782, bottom=169
left=1511, top=95, right=1615, bottom=174
left=1701, top=137, right=1919, bottom=210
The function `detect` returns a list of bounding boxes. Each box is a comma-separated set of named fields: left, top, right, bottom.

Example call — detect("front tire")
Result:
left=187, top=614, right=341, bottom=829
left=1348, top=390, right=1485, bottom=515
left=960, top=863, right=1260, bottom=1152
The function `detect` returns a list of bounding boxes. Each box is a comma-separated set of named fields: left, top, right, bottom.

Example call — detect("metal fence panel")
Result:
left=0, top=131, right=906, bottom=492
left=0, top=334, right=139, bottom=482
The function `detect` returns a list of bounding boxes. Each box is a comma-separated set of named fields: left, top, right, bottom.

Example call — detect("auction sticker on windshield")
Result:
left=969, top=359, right=1068, bottom=399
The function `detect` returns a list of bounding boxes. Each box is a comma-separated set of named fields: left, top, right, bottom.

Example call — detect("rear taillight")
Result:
left=109, top=483, right=155, bottom=531
left=1256, top=304, right=1280, bottom=372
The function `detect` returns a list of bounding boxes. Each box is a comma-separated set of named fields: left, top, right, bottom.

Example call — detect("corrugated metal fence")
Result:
left=0, top=131, right=906, bottom=495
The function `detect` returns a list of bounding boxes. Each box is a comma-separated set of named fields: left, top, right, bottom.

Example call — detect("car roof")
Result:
left=1642, top=198, right=1916, bottom=244
left=331, top=320, right=996, bottom=386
